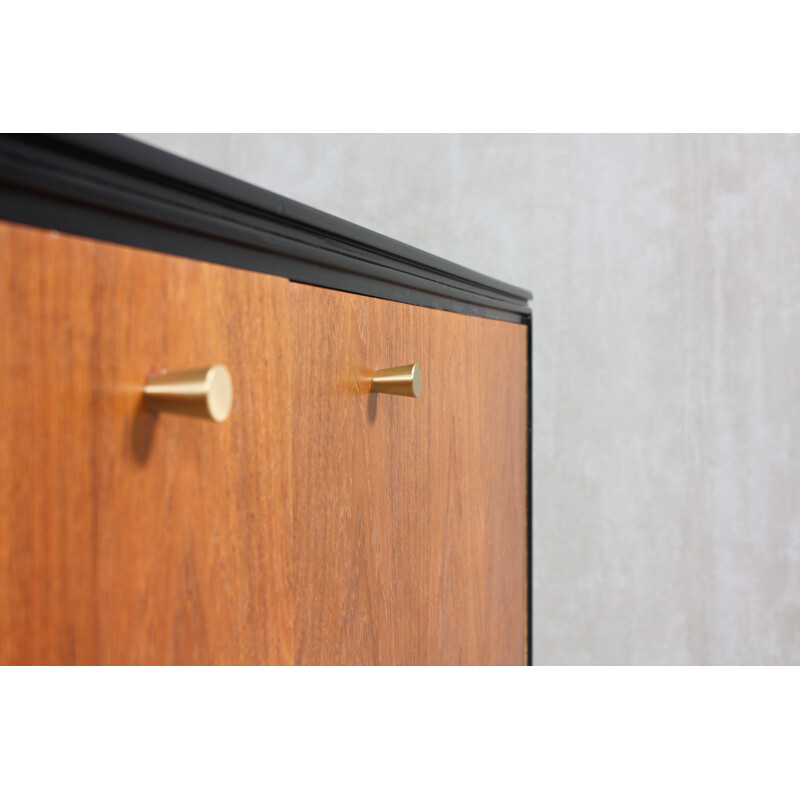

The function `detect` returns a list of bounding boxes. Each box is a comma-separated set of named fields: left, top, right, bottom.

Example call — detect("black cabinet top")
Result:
left=0, top=134, right=531, bottom=323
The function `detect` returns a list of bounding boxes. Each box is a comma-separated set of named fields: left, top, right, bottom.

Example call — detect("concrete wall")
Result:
left=132, top=133, right=800, bottom=664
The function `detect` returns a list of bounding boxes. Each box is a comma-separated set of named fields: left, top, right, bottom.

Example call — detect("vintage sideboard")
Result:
left=0, top=134, right=531, bottom=665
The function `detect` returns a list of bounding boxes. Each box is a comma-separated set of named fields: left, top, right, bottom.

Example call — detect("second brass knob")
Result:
left=371, top=363, right=421, bottom=398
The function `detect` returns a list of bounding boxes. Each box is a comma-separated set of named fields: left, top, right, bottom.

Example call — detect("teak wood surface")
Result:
left=0, top=221, right=293, bottom=664
left=290, top=284, right=527, bottom=665
left=0, top=220, right=527, bottom=665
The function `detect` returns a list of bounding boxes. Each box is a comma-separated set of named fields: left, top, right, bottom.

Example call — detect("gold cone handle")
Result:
left=144, top=365, right=233, bottom=422
left=371, top=363, right=421, bottom=398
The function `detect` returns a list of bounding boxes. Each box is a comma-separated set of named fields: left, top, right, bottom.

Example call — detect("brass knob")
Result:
left=371, top=363, right=421, bottom=398
left=144, top=365, right=233, bottom=422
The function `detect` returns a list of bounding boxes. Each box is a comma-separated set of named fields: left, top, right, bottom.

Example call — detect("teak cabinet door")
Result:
left=0, top=221, right=293, bottom=665
left=291, top=283, right=528, bottom=665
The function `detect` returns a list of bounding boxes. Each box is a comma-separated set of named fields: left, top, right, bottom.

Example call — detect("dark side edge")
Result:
left=527, top=319, right=533, bottom=666
left=0, top=133, right=533, bottom=664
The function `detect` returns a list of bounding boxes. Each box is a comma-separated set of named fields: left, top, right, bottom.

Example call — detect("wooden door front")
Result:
left=290, top=283, right=528, bottom=665
left=0, top=221, right=293, bottom=664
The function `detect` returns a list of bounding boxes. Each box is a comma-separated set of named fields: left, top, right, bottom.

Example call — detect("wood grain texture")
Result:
left=0, top=220, right=293, bottom=664
left=290, top=283, right=528, bottom=665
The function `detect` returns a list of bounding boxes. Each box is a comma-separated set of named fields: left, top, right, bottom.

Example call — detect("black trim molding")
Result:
left=0, top=134, right=531, bottom=323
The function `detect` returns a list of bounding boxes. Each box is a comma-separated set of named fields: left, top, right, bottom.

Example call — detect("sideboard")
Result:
left=0, top=134, right=531, bottom=665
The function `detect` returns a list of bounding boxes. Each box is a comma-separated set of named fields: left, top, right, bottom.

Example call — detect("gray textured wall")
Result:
left=132, top=133, right=800, bottom=665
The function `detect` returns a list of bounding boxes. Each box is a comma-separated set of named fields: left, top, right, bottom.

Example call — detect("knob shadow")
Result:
left=130, top=397, right=157, bottom=464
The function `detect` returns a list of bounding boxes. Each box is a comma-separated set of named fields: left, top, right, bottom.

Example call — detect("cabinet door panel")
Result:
left=291, top=283, right=528, bottom=665
left=0, top=221, right=293, bottom=664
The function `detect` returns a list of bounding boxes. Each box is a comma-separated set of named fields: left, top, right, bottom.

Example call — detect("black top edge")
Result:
left=0, top=134, right=531, bottom=323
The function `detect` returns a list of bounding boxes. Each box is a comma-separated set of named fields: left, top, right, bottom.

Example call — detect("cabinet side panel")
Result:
left=0, top=220, right=293, bottom=664
left=291, top=283, right=527, bottom=665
